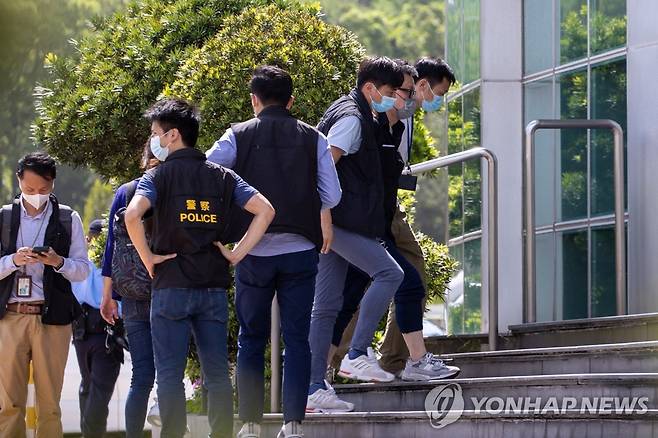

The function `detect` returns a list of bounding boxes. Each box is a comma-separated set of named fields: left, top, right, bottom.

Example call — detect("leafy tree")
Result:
left=82, top=179, right=115, bottom=230
left=168, top=4, right=364, bottom=148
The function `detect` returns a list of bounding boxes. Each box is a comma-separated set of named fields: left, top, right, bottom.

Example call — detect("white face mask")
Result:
left=150, top=130, right=171, bottom=162
left=21, top=192, right=50, bottom=210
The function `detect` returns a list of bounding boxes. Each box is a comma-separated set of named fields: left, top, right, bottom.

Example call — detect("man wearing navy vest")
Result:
left=206, top=65, right=341, bottom=438
left=306, top=57, right=407, bottom=412
left=0, top=152, right=91, bottom=437
left=125, top=98, right=275, bottom=438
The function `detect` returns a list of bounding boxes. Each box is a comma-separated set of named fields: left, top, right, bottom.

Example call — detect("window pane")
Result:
left=590, top=0, right=627, bottom=55
left=447, top=0, right=463, bottom=82
left=557, top=68, right=588, bottom=221
left=463, top=238, right=482, bottom=333
left=447, top=243, right=464, bottom=335
left=463, top=89, right=481, bottom=233
left=558, top=0, right=587, bottom=65
left=560, top=229, right=588, bottom=320
left=591, top=227, right=616, bottom=317
left=536, top=232, right=556, bottom=322
left=591, top=58, right=627, bottom=216
left=463, top=0, right=480, bottom=83
left=524, top=0, right=554, bottom=74
left=525, top=79, right=556, bottom=227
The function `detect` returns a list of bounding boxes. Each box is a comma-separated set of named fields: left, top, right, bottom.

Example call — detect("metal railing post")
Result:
left=270, top=297, right=281, bottom=412
left=407, top=147, right=499, bottom=350
left=523, top=119, right=626, bottom=323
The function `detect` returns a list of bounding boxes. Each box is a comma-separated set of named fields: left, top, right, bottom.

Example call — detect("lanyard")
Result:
left=405, top=117, right=415, bottom=168
left=18, top=202, right=50, bottom=272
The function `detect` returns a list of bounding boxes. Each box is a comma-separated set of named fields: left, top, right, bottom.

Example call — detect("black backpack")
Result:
left=111, top=181, right=151, bottom=301
left=1, top=198, right=72, bottom=254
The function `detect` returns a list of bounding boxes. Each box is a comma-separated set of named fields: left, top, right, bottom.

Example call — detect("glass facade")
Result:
left=443, top=0, right=628, bottom=331
left=523, top=0, right=627, bottom=321
left=446, top=0, right=482, bottom=334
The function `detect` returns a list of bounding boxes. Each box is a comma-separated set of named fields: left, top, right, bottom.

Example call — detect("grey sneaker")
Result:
left=400, top=353, right=460, bottom=381
left=277, top=421, right=303, bottom=437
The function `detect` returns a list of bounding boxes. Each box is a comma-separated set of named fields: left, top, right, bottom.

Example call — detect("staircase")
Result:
left=254, top=314, right=658, bottom=437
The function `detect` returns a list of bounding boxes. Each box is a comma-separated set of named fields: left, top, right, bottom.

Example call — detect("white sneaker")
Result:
left=277, top=421, right=304, bottom=437
left=400, top=353, right=461, bottom=381
left=338, top=348, right=395, bottom=383
left=306, top=380, right=355, bottom=413
left=237, top=422, right=260, bottom=438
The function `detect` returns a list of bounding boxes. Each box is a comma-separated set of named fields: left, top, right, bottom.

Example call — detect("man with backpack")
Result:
left=100, top=143, right=159, bottom=438
left=125, top=98, right=275, bottom=438
left=0, top=152, right=91, bottom=437
left=72, top=219, right=123, bottom=438
left=206, top=65, right=341, bottom=438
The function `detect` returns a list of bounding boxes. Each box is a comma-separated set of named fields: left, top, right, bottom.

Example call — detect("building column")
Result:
left=479, top=0, right=524, bottom=331
left=626, top=0, right=658, bottom=313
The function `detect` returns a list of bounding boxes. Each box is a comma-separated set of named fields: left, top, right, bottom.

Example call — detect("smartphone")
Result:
left=32, top=246, right=50, bottom=255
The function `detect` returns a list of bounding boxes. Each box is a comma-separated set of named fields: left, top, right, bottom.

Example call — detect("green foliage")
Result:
left=88, top=225, right=107, bottom=269
left=314, top=0, right=444, bottom=61
left=82, top=179, right=115, bottom=231
left=417, top=232, right=458, bottom=304
left=168, top=4, right=364, bottom=149
left=33, top=0, right=287, bottom=181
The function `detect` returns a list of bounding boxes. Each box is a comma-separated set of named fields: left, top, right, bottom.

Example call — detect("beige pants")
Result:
left=0, top=312, right=72, bottom=438
left=333, top=207, right=427, bottom=373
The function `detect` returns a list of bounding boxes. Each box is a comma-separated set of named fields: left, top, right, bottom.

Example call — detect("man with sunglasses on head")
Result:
left=330, top=57, right=460, bottom=384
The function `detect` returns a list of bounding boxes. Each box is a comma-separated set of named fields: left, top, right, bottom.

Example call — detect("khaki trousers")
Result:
left=333, top=207, right=427, bottom=373
left=0, top=312, right=72, bottom=438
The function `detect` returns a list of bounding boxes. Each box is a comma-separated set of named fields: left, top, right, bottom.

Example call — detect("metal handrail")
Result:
left=407, top=147, right=499, bottom=350
left=523, top=119, right=626, bottom=323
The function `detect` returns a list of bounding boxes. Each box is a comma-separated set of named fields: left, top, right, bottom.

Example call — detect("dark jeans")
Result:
left=124, top=318, right=155, bottom=438
left=73, top=333, right=121, bottom=438
left=151, top=287, right=232, bottom=438
left=332, top=238, right=425, bottom=347
left=236, top=249, right=319, bottom=423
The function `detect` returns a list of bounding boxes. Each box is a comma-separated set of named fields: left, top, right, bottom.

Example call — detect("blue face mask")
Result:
left=370, top=87, right=397, bottom=113
left=150, top=130, right=171, bottom=162
left=421, top=85, right=444, bottom=112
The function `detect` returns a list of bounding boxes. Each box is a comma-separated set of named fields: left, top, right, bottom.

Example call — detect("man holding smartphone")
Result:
left=0, top=152, right=91, bottom=437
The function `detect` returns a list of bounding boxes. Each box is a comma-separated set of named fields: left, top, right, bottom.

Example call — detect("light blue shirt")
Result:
left=206, top=126, right=342, bottom=257
left=0, top=199, right=91, bottom=302
left=326, top=115, right=362, bottom=155
left=72, top=264, right=104, bottom=309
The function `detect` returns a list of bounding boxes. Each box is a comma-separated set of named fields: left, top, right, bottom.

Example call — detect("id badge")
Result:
left=398, top=174, right=418, bottom=191
left=16, top=274, right=32, bottom=298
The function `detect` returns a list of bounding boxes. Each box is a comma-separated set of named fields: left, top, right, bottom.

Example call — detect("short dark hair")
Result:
left=356, top=56, right=404, bottom=89
left=395, top=59, right=418, bottom=80
left=143, top=98, right=200, bottom=148
left=16, top=152, right=57, bottom=180
left=250, top=65, right=293, bottom=106
left=415, top=57, right=456, bottom=87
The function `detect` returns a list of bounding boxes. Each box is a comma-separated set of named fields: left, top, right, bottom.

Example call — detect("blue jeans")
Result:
left=236, top=249, right=319, bottom=423
left=124, top=318, right=155, bottom=438
left=151, top=288, right=232, bottom=438
left=332, top=237, right=425, bottom=347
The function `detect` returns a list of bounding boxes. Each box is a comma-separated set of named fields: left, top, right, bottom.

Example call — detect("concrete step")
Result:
left=334, top=373, right=658, bottom=412
left=439, top=341, right=658, bottom=378
left=509, top=313, right=658, bottom=349
left=254, top=410, right=658, bottom=437
left=425, top=313, right=658, bottom=352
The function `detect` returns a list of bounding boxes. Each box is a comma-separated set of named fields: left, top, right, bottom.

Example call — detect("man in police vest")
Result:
left=125, top=98, right=275, bottom=438
left=206, top=65, right=341, bottom=438
left=0, top=152, right=91, bottom=437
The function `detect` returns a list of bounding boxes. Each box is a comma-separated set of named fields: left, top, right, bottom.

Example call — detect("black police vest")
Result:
left=227, top=105, right=323, bottom=250
left=376, top=112, right=406, bottom=240
left=317, top=88, right=386, bottom=238
left=149, top=148, right=236, bottom=290
left=0, top=195, right=82, bottom=324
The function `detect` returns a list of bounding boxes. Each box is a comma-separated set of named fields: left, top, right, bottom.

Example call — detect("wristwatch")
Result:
left=55, top=258, right=65, bottom=271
